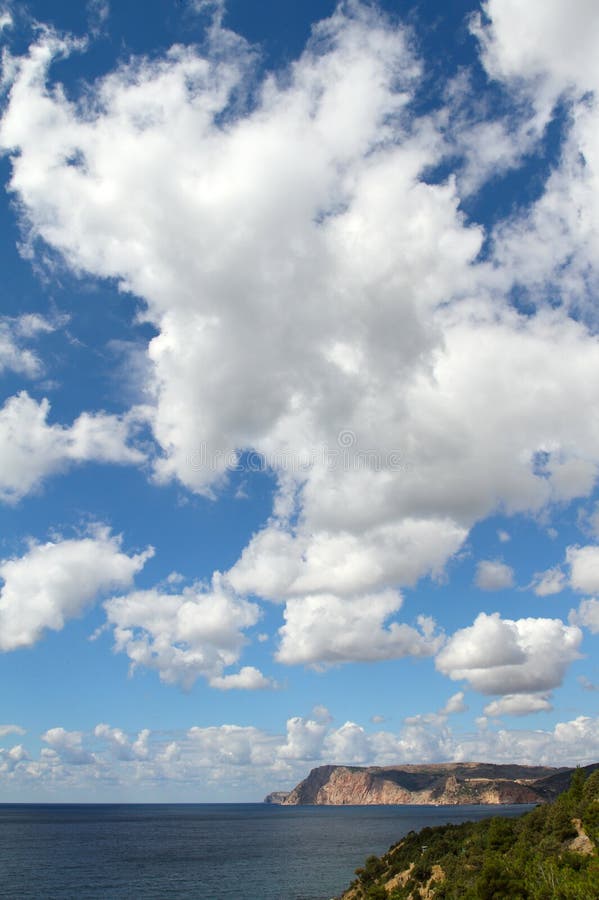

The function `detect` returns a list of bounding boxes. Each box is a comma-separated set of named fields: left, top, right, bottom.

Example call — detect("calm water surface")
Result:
left=0, top=802, right=533, bottom=899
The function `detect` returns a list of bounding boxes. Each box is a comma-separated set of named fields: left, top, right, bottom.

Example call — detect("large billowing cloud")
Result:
left=276, top=591, right=441, bottom=667
left=3, top=1, right=599, bottom=672
left=0, top=529, right=152, bottom=650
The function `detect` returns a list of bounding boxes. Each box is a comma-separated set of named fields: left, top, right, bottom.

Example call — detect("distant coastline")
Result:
left=265, top=761, right=599, bottom=807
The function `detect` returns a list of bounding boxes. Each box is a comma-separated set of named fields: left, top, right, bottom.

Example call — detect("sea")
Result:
left=0, top=802, right=533, bottom=899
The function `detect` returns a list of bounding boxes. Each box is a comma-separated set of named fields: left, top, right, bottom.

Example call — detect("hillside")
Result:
left=265, top=762, right=583, bottom=807
left=338, top=765, right=599, bottom=899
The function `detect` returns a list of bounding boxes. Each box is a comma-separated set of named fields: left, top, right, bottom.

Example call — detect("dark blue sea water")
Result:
left=0, top=803, right=533, bottom=899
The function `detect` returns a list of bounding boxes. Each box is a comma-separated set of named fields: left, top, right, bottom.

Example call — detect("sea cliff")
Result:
left=265, top=762, right=590, bottom=807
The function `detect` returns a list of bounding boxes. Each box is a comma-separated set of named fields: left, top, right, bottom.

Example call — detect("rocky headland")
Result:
left=264, top=762, right=588, bottom=807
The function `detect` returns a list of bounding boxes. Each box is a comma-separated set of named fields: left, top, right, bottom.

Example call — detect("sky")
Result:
left=0, top=0, right=599, bottom=802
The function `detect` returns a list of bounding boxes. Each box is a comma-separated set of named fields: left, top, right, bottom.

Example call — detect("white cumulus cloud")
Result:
left=0, top=392, right=146, bottom=503
left=439, top=692, right=467, bottom=715
left=276, top=590, right=443, bottom=667
left=531, top=566, right=566, bottom=597
left=42, top=728, right=95, bottom=765
left=0, top=529, right=152, bottom=650
left=104, top=575, right=267, bottom=689
left=94, top=724, right=150, bottom=760
left=483, top=694, right=553, bottom=718
left=475, top=0, right=599, bottom=106
left=209, top=666, right=276, bottom=691
left=567, top=545, right=599, bottom=593
left=569, top=598, right=599, bottom=634
left=436, top=612, right=582, bottom=695
left=4, top=2, right=599, bottom=675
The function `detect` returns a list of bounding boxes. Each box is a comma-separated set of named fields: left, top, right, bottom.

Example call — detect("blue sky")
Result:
left=0, top=0, right=599, bottom=801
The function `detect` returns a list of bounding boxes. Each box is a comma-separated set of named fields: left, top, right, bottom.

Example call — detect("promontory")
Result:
left=264, top=762, right=592, bottom=806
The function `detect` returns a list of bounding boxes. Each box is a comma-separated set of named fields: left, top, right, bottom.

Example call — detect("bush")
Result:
left=344, top=767, right=598, bottom=900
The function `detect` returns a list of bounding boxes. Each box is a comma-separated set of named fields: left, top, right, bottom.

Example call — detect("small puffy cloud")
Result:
left=209, top=666, right=276, bottom=691
left=188, top=724, right=278, bottom=768
left=474, top=559, right=514, bottom=591
left=105, top=575, right=264, bottom=689
left=569, top=598, right=599, bottom=634
left=436, top=612, right=582, bottom=695
left=0, top=744, right=28, bottom=775
left=497, top=530, right=510, bottom=543
left=567, top=545, right=599, bottom=594
left=0, top=724, right=25, bottom=737
left=94, top=724, right=149, bottom=760
left=0, top=529, right=151, bottom=651
left=439, top=692, right=467, bottom=715
left=531, top=566, right=566, bottom=597
left=42, top=728, right=95, bottom=765
left=325, top=721, right=370, bottom=764
left=534, top=545, right=599, bottom=597
left=0, top=392, right=146, bottom=503
left=279, top=716, right=329, bottom=761
left=276, top=590, right=443, bottom=667
left=0, top=9, right=12, bottom=32
left=483, top=693, right=553, bottom=718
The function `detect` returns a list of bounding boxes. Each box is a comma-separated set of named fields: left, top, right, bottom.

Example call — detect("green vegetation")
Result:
left=344, top=768, right=599, bottom=899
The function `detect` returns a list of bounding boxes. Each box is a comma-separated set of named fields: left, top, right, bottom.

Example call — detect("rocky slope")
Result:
left=338, top=765, right=599, bottom=899
left=265, top=762, right=582, bottom=806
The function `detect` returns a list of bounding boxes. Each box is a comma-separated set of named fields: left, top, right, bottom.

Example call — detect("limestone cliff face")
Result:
left=268, top=762, right=568, bottom=806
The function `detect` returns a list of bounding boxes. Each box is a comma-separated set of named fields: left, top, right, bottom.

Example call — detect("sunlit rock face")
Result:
left=272, top=762, right=584, bottom=806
